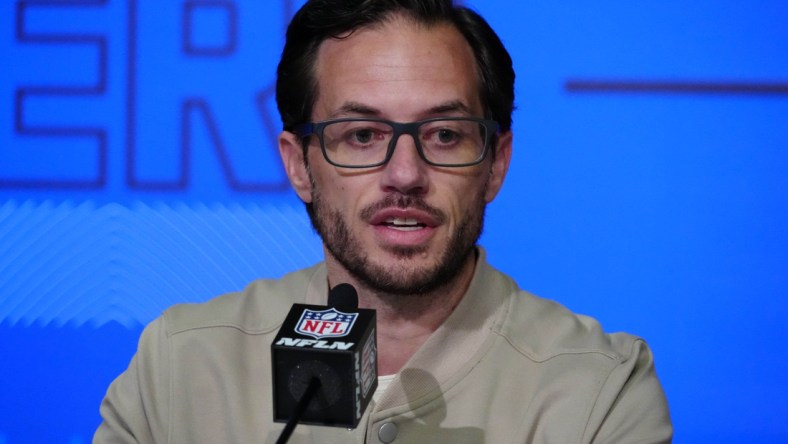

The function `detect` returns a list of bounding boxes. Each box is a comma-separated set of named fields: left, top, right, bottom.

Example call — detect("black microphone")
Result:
left=327, top=283, right=358, bottom=308
left=271, top=283, right=378, bottom=437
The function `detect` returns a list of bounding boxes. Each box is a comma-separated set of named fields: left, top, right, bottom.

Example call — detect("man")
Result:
left=96, top=0, right=672, bottom=442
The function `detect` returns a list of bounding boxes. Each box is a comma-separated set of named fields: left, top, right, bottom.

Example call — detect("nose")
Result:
left=380, top=133, right=429, bottom=196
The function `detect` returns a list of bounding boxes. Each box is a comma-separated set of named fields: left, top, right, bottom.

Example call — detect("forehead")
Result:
left=312, top=17, right=482, bottom=119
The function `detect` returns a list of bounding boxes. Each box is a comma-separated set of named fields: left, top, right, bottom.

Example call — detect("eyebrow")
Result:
left=331, top=102, right=380, bottom=118
left=427, top=100, right=474, bottom=116
left=329, top=100, right=474, bottom=119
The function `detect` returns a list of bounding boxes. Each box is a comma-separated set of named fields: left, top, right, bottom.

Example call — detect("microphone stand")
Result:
left=275, top=377, right=322, bottom=444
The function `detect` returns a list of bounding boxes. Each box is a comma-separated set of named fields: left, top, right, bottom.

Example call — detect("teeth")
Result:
left=386, top=217, right=419, bottom=226
left=385, top=217, right=422, bottom=230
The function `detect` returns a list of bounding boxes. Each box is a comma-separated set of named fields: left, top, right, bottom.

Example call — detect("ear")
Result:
left=484, top=130, right=512, bottom=203
left=278, top=131, right=313, bottom=203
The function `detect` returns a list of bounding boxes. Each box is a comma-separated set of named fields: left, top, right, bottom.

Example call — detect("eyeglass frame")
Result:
left=291, top=117, right=500, bottom=168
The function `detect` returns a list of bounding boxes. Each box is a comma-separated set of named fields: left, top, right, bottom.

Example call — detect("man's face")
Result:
left=280, top=17, right=511, bottom=295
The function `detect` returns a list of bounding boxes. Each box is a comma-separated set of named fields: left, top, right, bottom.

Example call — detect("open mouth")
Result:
left=382, top=217, right=427, bottom=231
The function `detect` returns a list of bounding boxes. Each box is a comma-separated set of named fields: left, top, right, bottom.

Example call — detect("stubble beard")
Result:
left=306, top=182, right=487, bottom=297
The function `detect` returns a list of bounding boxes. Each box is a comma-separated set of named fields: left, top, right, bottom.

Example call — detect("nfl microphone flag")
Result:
left=271, top=303, right=377, bottom=428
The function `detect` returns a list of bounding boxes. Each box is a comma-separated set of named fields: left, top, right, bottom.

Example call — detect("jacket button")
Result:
left=378, top=422, right=398, bottom=443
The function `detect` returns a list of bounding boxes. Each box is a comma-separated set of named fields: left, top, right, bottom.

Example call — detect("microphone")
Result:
left=327, top=283, right=358, bottom=308
left=271, top=283, right=378, bottom=435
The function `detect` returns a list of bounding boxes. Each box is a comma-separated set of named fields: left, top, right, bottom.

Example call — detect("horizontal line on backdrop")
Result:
left=564, top=80, right=788, bottom=95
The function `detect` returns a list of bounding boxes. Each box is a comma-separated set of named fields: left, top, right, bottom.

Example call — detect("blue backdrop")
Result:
left=1, top=0, right=787, bottom=442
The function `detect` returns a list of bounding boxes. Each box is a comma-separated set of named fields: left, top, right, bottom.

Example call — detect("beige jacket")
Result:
left=95, top=250, right=672, bottom=443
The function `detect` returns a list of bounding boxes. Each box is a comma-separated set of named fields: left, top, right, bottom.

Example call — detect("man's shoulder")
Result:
left=160, top=263, right=325, bottom=337
left=492, top=270, right=643, bottom=365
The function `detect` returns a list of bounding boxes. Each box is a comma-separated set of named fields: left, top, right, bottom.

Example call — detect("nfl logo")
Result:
left=295, top=308, right=358, bottom=339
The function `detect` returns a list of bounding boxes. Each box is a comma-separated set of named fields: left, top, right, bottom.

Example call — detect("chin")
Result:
left=382, top=244, right=432, bottom=260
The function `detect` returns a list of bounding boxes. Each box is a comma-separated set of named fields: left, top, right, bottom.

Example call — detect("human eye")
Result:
left=422, top=121, right=470, bottom=149
left=338, top=122, right=390, bottom=149
left=435, top=128, right=461, bottom=145
left=349, top=128, right=376, bottom=145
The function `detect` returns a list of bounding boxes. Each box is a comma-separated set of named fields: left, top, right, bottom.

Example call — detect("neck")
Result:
left=325, top=250, right=478, bottom=375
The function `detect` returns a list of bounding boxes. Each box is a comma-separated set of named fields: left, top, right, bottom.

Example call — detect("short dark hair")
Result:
left=276, top=0, right=515, bottom=133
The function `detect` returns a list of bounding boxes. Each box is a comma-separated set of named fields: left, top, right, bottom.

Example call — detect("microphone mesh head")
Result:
left=327, top=283, right=358, bottom=308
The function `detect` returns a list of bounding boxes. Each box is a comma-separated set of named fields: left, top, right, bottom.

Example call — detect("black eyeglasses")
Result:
left=292, top=117, right=499, bottom=168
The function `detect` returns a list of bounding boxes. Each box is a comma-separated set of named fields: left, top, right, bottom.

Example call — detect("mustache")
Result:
left=360, top=194, right=447, bottom=224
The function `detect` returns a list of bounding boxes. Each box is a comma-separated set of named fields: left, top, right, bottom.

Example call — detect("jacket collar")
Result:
left=373, top=247, right=512, bottom=412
